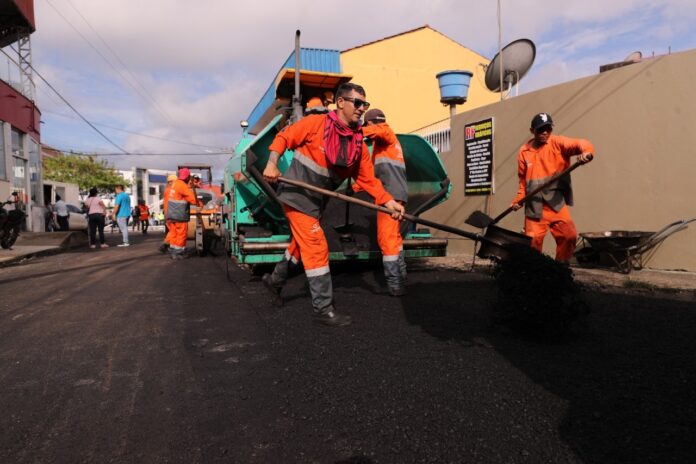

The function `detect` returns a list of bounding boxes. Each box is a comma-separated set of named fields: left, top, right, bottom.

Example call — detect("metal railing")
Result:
left=0, top=46, right=36, bottom=102
left=409, top=117, right=451, bottom=153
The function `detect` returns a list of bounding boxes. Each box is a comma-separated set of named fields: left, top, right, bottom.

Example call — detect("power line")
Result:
left=53, top=148, right=232, bottom=157
left=45, top=0, right=173, bottom=123
left=0, top=47, right=129, bottom=154
left=43, top=109, right=228, bottom=150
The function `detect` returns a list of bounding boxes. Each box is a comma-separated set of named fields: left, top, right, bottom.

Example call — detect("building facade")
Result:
left=0, top=0, right=41, bottom=231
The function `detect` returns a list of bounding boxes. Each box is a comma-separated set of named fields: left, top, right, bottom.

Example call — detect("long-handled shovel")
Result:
left=275, top=176, right=521, bottom=259
left=465, top=155, right=593, bottom=229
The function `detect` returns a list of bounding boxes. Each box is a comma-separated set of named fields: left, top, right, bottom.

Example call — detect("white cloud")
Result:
left=30, top=0, right=696, bottom=171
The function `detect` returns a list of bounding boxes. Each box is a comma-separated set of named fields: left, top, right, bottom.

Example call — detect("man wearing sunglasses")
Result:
left=261, top=82, right=405, bottom=327
left=510, top=112, right=595, bottom=263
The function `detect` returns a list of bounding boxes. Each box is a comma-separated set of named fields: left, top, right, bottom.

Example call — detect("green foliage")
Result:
left=44, top=155, right=129, bottom=193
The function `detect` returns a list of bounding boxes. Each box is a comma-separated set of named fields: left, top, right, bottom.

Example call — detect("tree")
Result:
left=43, top=154, right=129, bottom=193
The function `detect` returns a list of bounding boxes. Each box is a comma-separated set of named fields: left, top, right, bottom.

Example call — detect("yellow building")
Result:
left=245, top=26, right=499, bottom=137
left=341, top=25, right=499, bottom=133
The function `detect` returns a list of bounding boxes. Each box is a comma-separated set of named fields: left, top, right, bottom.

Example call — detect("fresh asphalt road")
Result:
left=1, top=232, right=695, bottom=463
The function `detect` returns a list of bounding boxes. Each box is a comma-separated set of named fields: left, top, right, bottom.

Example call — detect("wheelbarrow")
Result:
left=277, top=177, right=531, bottom=261
left=576, top=218, right=696, bottom=273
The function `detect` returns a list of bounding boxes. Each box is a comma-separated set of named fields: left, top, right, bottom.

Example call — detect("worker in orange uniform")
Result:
left=262, top=82, right=405, bottom=327
left=159, top=174, right=177, bottom=253
left=164, top=168, right=200, bottom=260
left=362, top=108, right=408, bottom=296
left=511, top=112, right=595, bottom=262
left=138, top=200, right=150, bottom=234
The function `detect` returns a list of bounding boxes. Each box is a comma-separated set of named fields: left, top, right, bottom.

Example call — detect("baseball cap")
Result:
left=167, top=174, right=177, bottom=182
left=364, top=108, right=386, bottom=124
left=531, top=112, right=553, bottom=131
left=178, top=168, right=190, bottom=180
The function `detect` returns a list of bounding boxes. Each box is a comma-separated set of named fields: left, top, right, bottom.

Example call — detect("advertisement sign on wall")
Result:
left=464, top=118, right=493, bottom=195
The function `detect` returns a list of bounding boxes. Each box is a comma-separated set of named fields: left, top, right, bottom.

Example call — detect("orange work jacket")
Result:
left=268, top=113, right=393, bottom=218
left=363, top=123, right=408, bottom=203
left=513, top=134, right=595, bottom=219
left=165, top=179, right=198, bottom=222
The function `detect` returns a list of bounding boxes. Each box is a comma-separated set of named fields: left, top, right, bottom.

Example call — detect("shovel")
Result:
left=276, top=176, right=524, bottom=261
left=465, top=155, right=593, bottom=229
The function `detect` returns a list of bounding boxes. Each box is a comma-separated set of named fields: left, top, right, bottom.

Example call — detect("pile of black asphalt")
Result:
left=1, top=233, right=694, bottom=463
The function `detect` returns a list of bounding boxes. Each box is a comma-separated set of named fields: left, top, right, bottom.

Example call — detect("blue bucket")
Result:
left=436, top=70, right=473, bottom=104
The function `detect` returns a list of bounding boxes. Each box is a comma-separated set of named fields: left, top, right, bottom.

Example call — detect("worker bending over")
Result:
left=262, top=82, right=404, bottom=327
left=165, top=168, right=200, bottom=260
left=362, top=108, right=408, bottom=296
left=511, top=112, right=594, bottom=262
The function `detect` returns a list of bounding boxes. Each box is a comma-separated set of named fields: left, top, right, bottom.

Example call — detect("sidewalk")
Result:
left=0, top=231, right=87, bottom=267
left=423, top=254, right=696, bottom=292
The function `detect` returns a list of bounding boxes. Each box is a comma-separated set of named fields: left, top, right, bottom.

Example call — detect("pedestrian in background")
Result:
left=138, top=200, right=150, bottom=234
left=510, top=112, right=594, bottom=262
left=112, top=185, right=131, bottom=247
left=131, top=205, right=140, bottom=231
left=53, top=195, right=69, bottom=231
left=83, top=187, right=109, bottom=249
left=165, top=168, right=200, bottom=259
left=362, top=108, right=408, bottom=296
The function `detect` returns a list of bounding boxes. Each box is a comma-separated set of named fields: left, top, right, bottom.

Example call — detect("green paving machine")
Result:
left=221, top=114, right=452, bottom=271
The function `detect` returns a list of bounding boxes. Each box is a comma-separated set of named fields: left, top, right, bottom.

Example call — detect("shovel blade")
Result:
left=465, top=210, right=494, bottom=228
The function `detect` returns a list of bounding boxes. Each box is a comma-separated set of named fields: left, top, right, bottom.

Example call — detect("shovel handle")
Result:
left=493, top=154, right=593, bottom=224
left=277, top=177, right=485, bottom=242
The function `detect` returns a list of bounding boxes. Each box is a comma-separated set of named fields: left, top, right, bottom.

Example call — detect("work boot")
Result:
left=158, top=243, right=170, bottom=254
left=312, top=308, right=352, bottom=327
left=261, top=273, right=283, bottom=307
left=388, top=286, right=407, bottom=297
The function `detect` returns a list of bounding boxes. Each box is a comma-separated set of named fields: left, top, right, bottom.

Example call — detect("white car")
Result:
left=66, top=204, right=88, bottom=231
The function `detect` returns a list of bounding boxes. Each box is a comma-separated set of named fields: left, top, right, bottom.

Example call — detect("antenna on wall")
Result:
left=484, top=38, right=536, bottom=99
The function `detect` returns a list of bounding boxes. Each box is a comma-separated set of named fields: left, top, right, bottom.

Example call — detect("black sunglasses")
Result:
left=341, top=97, right=370, bottom=109
left=535, top=125, right=553, bottom=134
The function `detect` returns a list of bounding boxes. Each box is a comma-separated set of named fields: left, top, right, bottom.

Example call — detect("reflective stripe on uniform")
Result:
left=305, top=265, right=330, bottom=277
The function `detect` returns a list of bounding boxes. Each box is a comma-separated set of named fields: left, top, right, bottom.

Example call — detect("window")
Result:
left=29, top=139, right=40, bottom=203
left=0, top=123, right=5, bottom=180
left=11, top=128, right=23, bottom=158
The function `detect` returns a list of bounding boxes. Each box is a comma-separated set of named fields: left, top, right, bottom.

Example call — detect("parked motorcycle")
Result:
left=0, top=195, right=26, bottom=249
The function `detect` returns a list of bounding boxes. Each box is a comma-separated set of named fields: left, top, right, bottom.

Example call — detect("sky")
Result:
left=21, top=0, right=696, bottom=174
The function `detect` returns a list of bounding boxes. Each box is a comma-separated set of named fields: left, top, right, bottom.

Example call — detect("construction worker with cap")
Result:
left=304, top=90, right=334, bottom=115
left=262, top=82, right=405, bottom=327
left=510, top=112, right=595, bottom=262
left=164, top=168, right=201, bottom=259
left=159, top=174, right=178, bottom=253
left=362, top=108, right=408, bottom=296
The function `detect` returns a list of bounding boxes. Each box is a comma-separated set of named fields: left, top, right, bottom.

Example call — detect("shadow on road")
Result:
left=399, top=276, right=696, bottom=463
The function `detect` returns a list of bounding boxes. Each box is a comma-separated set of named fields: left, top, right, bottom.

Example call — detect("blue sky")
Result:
left=25, top=0, right=696, bottom=173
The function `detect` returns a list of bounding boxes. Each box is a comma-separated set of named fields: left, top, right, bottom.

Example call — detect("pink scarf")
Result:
left=323, top=111, right=363, bottom=168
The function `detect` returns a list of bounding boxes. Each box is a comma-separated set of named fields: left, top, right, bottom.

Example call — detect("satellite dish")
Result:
left=485, top=38, right=536, bottom=93
left=623, top=51, right=642, bottom=63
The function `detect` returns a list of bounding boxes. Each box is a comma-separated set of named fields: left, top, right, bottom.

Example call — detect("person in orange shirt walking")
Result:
left=511, top=112, right=594, bottom=262
left=138, top=200, right=150, bottom=234
left=262, top=82, right=405, bottom=327
left=362, top=108, right=408, bottom=296
left=164, top=168, right=200, bottom=260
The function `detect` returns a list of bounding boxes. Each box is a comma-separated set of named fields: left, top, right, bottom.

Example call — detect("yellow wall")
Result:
left=340, top=27, right=500, bottom=133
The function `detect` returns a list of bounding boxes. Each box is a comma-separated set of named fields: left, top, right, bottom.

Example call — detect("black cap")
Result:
left=364, top=108, right=386, bottom=124
left=530, top=112, right=553, bottom=131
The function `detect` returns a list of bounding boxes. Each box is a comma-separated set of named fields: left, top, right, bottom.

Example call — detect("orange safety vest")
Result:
left=513, top=134, right=595, bottom=219
left=268, top=113, right=393, bottom=218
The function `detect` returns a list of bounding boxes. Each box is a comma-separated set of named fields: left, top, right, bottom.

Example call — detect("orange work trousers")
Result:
left=376, top=206, right=403, bottom=257
left=524, top=204, right=578, bottom=262
left=284, top=205, right=329, bottom=274
left=166, top=220, right=189, bottom=248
